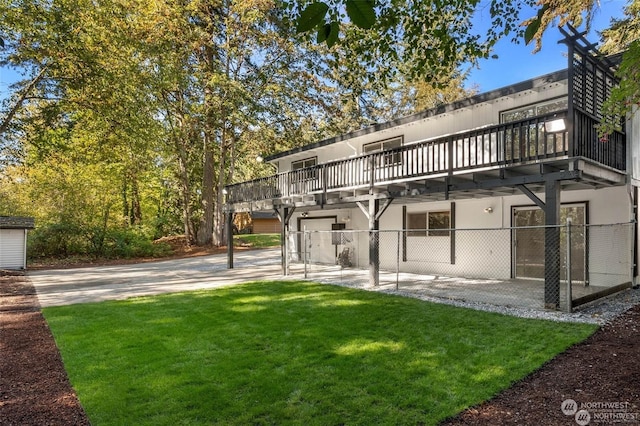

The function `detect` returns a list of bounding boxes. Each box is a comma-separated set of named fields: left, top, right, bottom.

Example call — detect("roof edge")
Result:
left=0, top=216, right=35, bottom=229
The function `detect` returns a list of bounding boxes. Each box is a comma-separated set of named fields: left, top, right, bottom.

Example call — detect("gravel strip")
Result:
left=310, top=277, right=640, bottom=325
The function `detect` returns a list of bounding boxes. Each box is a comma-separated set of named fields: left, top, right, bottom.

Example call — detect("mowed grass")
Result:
left=43, top=281, right=596, bottom=425
left=234, top=233, right=280, bottom=248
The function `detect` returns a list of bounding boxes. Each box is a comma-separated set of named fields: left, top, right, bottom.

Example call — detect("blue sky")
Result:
left=0, top=1, right=628, bottom=101
left=466, top=0, right=627, bottom=92
left=0, top=64, right=21, bottom=101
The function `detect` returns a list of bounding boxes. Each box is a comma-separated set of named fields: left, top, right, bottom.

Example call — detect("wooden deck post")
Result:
left=357, top=197, right=394, bottom=287
left=276, top=206, right=295, bottom=276
left=369, top=198, right=380, bottom=287
left=281, top=207, right=288, bottom=275
left=544, top=180, right=561, bottom=309
left=226, top=210, right=234, bottom=269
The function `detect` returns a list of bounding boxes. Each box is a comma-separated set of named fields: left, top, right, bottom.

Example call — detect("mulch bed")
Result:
left=0, top=272, right=90, bottom=425
left=442, top=304, right=640, bottom=425
left=1, top=269, right=639, bottom=425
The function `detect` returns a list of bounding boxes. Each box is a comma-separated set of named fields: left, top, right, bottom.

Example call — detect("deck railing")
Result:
left=573, top=109, right=626, bottom=170
left=226, top=109, right=625, bottom=205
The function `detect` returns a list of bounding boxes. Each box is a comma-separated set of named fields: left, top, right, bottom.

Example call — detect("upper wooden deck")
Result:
left=225, top=28, right=627, bottom=212
left=226, top=107, right=626, bottom=210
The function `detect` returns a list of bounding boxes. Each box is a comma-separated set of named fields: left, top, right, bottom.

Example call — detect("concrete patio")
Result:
left=291, top=263, right=622, bottom=311
left=29, top=249, right=626, bottom=313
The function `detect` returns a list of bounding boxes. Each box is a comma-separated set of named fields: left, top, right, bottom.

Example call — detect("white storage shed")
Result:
left=0, top=217, right=35, bottom=270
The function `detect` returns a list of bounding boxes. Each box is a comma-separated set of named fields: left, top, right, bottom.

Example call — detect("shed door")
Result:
left=0, top=229, right=26, bottom=269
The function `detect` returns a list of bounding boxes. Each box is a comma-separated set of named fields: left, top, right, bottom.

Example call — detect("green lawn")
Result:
left=43, top=281, right=596, bottom=425
left=234, top=233, right=280, bottom=248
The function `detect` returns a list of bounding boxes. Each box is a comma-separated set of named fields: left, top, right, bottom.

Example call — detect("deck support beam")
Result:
left=516, top=184, right=546, bottom=209
left=276, top=206, right=296, bottom=275
left=226, top=210, right=234, bottom=269
left=544, top=180, right=562, bottom=309
left=517, top=181, right=563, bottom=309
left=357, top=197, right=394, bottom=287
left=369, top=199, right=380, bottom=287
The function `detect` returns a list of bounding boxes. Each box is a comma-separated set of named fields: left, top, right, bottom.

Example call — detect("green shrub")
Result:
left=101, top=226, right=172, bottom=259
left=27, top=222, right=87, bottom=258
left=27, top=222, right=172, bottom=260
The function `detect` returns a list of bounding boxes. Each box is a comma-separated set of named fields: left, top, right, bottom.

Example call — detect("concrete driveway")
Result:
left=29, top=249, right=284, bottom=307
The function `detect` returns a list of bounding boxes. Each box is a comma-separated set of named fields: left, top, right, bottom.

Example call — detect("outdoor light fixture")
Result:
left=256, top=155, right=278, bottom=172
left=544, top=118, right=566, bottom=133
left=484, top=207, right=493, bottom=214
left=222, top=188, right=228, bottom=195
left=300, top=212, right=309, bottom=218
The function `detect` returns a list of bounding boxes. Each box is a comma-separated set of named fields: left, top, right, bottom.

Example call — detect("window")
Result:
left=363, top=136, right=403, bottom=166
left=291, top=157, right=317, bottom=170
left=500, top=97, right=568, bottom=124
left=291, top=157, right=317, bottom=181
left=407, top=212, right=427, bottom=237
left=407, top=211, right=450, bottom=237
left=500, top=97, right=569, bottom=159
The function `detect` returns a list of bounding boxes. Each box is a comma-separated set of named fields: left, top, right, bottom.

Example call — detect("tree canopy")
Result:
left=286, top=0, right=639, bottom=133
left=0, top=0, right=637, bottom=257
left=0, top=0, right=474, bottom=255
left=283, top=0, right=534, bottom=84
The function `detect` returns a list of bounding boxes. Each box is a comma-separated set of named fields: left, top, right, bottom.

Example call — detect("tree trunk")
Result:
left=122, top=170, right=142, bottom=226
left=212, top=137, right=228, bottom=247
left=121, top=177, right=129, bottom=223
left=130, top=176, right=142, bottom=225
left=176, top=136, right=195, bottom=243
left=196, top=132, right=215, bottom=246
left=212, top=129, right=237, bottom=246
left=0, top=66, right=48, bottom=137
left=163, top=93, right=197, bottom=244
left=196, top=41, right=219, bottom=247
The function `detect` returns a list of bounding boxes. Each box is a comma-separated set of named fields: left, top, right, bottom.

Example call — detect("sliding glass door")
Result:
left=513, top=204, right=586, bottom=282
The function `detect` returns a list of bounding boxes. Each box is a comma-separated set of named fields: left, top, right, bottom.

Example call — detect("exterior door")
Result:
left=300, top=218, right=336, bottom=264
left=513, top=204, right=586, bottom=281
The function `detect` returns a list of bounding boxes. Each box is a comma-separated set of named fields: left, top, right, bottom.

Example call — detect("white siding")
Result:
left=376, top=200, right=512, bottom=279
left=0, top=229, right=27, bottom=269
left=338, top=185, right=634, bottom=285
left=278, top=81, right=568, bottom=172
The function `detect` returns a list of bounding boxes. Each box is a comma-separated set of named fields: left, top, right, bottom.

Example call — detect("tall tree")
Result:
left=155, top=0, right=336, bottom=246
left=1, top=0, right=481, bottom=255
left=1, top=0, right=166, bottom=228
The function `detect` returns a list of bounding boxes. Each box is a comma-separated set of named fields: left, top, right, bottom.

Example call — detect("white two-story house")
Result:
left=225, top=29, right=639, bottom=310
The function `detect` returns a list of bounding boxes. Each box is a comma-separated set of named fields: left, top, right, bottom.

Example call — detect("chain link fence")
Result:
left=285, top=222, right=635, bottom=312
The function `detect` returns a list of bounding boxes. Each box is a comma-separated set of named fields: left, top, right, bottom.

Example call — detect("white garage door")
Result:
left=300, top=218, right=336, bottom=265
left=0, top=229, right=26, bottom=269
